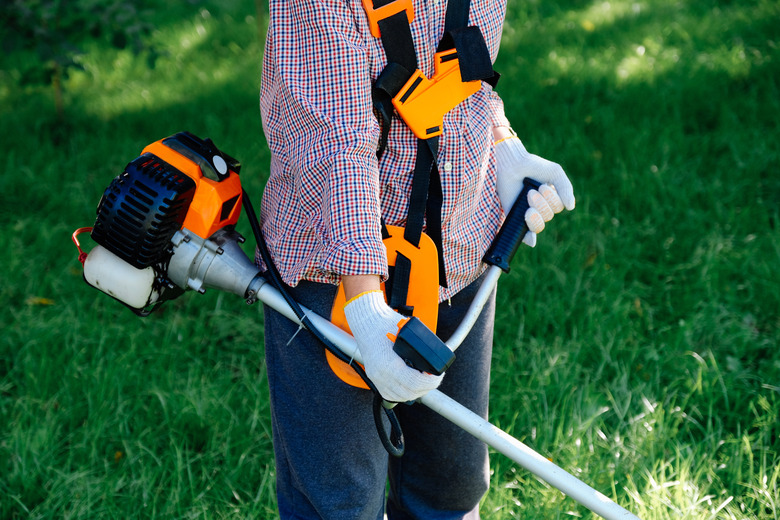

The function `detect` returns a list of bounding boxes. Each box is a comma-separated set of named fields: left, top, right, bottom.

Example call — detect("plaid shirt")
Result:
left=259, top=0, right=510, bottom=301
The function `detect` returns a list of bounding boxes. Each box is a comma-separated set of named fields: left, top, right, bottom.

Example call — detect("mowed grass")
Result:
left=1, top=0, right=778, bottom=519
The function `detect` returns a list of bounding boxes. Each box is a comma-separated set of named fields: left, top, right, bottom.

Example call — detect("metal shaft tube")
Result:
left=420, top=390, right=641, bottom=520
left=444, top=265, right=502, bottom=351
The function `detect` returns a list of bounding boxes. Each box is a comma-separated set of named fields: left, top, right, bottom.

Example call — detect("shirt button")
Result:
left=443, top=162, right=453, bottom=172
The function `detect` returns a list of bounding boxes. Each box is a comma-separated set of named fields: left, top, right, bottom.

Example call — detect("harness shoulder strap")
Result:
left=327, top=0, right=497, bottom=388
left=366, top=0, right=498, bottom=289
left=368, top=0, right=497, bottom=155
left=444, top=0, right=470, bottom=32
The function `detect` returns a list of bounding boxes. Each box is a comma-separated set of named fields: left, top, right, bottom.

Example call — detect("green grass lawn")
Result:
left=1, top=0, right=778, bottom=518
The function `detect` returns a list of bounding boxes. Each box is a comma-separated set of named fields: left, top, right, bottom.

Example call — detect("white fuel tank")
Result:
left=83, top=245, right=160, bottom=309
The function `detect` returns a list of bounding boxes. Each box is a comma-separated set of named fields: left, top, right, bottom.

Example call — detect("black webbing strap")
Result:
left=381, top=219, right=392, bottom=239
left=440, top=0, right=497, bottom=87
left=425, top=151, right=447, bottom=288
left=443, top=0, right=470, bottom=33
left=403, top=138, right=435, bottom=248
left=386, top=252, right=414, bottom=316
left=376, top=9, right=418, bottom=73
left=372, top=4, right=417, bottom=159
left=438, top=27, right=500, bottom=87
left=372, top=62, right=411, bottom=158
left=402, top=138, right=447, bottom=288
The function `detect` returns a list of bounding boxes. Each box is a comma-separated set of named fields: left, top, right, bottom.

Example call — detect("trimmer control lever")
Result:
left=392, top=317, right=455, bottom=375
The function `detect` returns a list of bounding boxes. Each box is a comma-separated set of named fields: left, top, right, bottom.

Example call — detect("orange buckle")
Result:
left=392, top=49, right=482, bottom=139
left=362, top=0, right=414, bottom=39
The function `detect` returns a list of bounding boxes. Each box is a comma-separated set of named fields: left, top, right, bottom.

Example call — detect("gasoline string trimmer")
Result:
left=72, top=132, right=639, bottom=520
left=72, top=131, right=406, bottom=454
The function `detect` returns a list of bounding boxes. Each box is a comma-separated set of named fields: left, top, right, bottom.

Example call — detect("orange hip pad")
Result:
left=328, top=225, right=440, bottom=389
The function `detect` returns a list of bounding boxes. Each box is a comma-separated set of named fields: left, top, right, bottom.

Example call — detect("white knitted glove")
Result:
left=344, top=291, right=444, bottom=403
left=494, top=136, right=575, bottom=247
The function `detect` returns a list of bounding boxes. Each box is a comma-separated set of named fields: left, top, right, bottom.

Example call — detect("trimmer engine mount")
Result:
left=75, top=132, right=265, bottom=315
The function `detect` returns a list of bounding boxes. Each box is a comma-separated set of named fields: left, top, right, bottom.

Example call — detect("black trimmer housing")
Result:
left=92, top=150, right=197, bottom=269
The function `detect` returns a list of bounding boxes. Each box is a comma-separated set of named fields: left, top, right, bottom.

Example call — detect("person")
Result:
left=258, top=0, right=575, bottom=518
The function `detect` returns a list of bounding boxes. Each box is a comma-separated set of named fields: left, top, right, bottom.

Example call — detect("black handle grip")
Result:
left=483, top=177, right=542, bottom=272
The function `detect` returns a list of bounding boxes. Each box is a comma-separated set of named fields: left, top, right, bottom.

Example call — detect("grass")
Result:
left=1, top=0, right=779, bottom=518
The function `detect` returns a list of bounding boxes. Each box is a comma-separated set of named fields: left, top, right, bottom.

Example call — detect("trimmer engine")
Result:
left=75, top=132, right=265, bottom=315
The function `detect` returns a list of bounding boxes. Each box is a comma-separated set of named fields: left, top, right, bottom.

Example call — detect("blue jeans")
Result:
left=263, top=274, right=496, bottom=520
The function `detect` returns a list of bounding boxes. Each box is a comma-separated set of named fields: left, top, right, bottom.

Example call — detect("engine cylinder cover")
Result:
left=91, top=153, right=196, bottom=269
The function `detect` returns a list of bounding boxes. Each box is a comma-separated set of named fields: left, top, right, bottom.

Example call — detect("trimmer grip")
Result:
left=393, top=317, right=455, bottom=375
left=483, top=177, right=542, bottom=272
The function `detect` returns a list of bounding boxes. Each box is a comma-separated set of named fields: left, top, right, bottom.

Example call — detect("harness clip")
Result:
left=392, top=49, right=482, bottom=139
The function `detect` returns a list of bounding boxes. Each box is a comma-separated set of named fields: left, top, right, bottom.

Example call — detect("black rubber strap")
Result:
left=377, top=10, right=418, bottom=73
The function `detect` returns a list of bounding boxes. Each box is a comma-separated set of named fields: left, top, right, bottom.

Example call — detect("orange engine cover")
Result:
left=142, top=133, right=243, bottom=239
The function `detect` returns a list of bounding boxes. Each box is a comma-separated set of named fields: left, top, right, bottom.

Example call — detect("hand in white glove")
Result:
left=494, top=136, right=575, bottom=247
left=344, top=290, right=443, bottom=403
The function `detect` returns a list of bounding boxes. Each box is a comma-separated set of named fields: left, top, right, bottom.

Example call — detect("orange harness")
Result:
left=328, top=0, right=498, bottom=387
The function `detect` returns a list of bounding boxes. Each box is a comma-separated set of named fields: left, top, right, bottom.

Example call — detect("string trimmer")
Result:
left=72, top=132, right=639, bottom=520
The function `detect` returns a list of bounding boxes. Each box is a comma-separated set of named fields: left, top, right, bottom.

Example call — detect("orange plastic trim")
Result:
left=392, top=49, right=482, bottom=139
left=362, top=0, right=414, bottom=38
left=328, top=225, right=440, bottom=389
left=142, top=140, right=243, bottom=239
